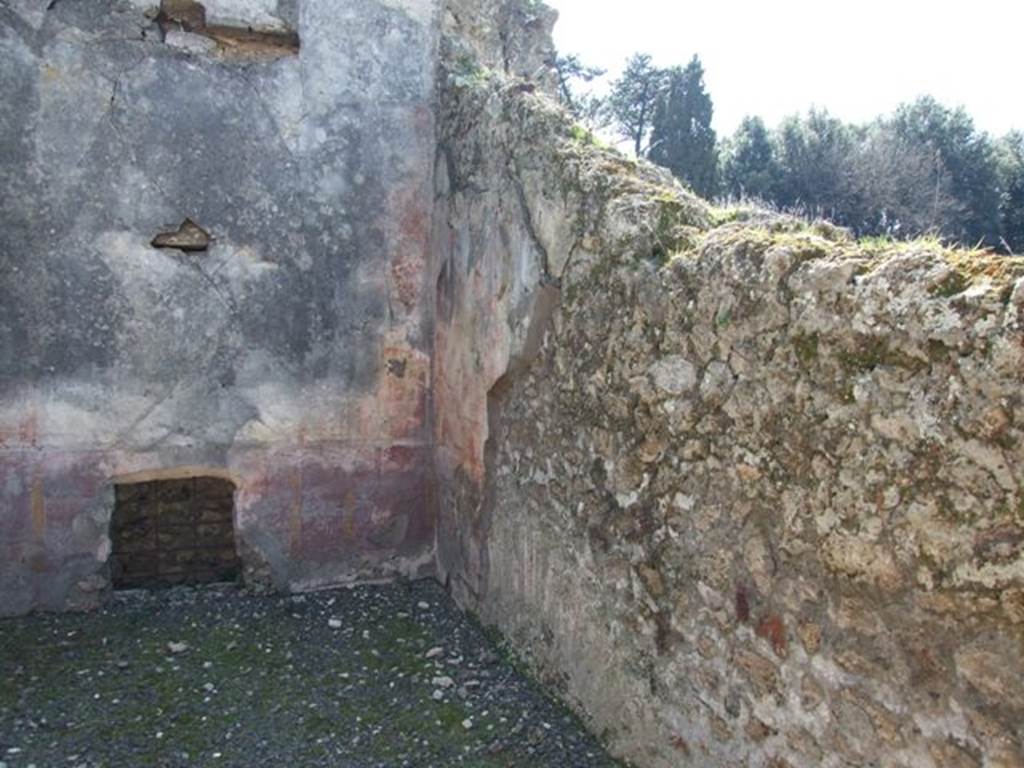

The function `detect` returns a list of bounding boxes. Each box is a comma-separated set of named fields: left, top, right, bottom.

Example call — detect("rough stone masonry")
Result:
left=3, top=1, right=1024, bottom=766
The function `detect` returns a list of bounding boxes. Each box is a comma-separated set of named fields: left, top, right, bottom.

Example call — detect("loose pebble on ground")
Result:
left=0, top=580, right=621, bottom=767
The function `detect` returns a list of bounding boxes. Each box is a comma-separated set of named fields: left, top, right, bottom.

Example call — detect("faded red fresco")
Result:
left=0, top=183, right=439, bottom=615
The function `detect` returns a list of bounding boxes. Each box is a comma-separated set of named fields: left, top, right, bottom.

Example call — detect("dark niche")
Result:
left=156, top=0, right=301, bottom=58
left=151, top=218, right=211, bottom=252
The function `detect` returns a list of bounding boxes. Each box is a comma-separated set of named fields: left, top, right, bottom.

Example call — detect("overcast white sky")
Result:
left=547, top=0, right=1023, bottom=138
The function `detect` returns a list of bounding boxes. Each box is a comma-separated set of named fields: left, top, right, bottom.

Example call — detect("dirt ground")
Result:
left=0, top=580, right=620, bottom=768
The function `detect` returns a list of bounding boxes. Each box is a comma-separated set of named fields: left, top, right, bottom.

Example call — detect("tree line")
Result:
left=557, top=53, right=1024, bottom=253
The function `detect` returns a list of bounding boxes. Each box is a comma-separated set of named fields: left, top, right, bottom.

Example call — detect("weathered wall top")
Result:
left=442, top=0, right=557, bottom=89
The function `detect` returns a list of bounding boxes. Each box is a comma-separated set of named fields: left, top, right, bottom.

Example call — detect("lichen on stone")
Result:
left=433, top=6, right=1024, bottom=767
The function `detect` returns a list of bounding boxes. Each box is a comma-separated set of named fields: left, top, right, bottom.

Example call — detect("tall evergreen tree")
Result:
left=648, top=56, right=719, bottom=198
left=997, top=131, right=1024, bottom=253
left=722, top=116, right=780, bottom=201
left=893, top=97, right=1001, bottom=246
left=607, top=53, right=667, bottom=157
left=774, top=109, right=854, bottom=218
left=554, top=54, right=606, bottom=130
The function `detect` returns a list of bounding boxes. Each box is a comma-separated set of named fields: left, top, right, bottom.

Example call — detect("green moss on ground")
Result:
left=0, top=585, right=621, bottom=768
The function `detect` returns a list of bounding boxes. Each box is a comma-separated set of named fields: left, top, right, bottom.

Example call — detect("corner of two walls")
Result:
left=429, top=49, right=1024, bottom=768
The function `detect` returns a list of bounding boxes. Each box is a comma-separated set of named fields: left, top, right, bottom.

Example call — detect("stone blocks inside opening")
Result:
left=109, top=476, right=240, bottom=589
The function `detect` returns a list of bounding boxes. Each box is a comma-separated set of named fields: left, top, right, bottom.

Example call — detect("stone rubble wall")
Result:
left=434, top=5, right=1024, bottom=766
left=442, top=0, right=558, bottom=91
left=431, top=61, right=708, bottom=606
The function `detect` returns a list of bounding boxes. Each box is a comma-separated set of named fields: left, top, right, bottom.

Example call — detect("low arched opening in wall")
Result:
left=107, top=468, right=241, bottom=590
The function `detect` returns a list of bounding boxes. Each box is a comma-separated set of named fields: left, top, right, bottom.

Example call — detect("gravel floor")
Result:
left=0, top=580, right=621, bottom=768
